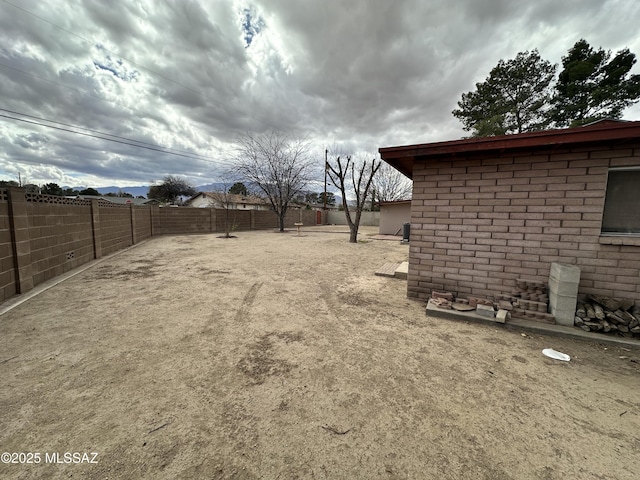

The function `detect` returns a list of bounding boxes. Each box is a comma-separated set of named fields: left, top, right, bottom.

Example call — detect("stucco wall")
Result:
left=327, top=210, right=379, bottom=226
left=379, top=202, right=411, bottom=235
left=408, top=143, right=640, bottom=302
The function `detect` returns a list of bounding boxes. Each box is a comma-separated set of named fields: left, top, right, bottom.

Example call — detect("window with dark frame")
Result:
left=601, top=168, right=640, bottom=234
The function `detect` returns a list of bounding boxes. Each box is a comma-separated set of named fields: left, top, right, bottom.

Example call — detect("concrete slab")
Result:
left=426, top=299, right=640, bottom=350
left=394, top=261, right=408, bottom=280
left=375, top=262, right=401, bottom=278
left=371, top=234, right=405, bottom=242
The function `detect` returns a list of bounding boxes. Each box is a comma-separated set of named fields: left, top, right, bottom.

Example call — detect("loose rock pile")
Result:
left=574, top=295, right=640, bottom=337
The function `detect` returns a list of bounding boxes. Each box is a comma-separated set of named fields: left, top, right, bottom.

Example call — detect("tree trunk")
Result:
left=278, top=212, right=285, bottom=232
left=349, top=225, right=358, bottom=243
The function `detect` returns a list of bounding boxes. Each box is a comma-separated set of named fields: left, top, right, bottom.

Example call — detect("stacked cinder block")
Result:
left=510, top=278, right=555, bottom=324
left=548, top=262, right=581, bottom=326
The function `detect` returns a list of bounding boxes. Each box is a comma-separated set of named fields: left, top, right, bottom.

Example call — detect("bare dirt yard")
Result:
left=1, top=226, right=639, bottom=479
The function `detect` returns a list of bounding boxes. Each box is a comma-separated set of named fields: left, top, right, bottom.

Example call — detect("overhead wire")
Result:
left=0, top=0, right=263, bottom=176
left=0, top=61, right=235, bottom=159
left=0, top=107, right=232, bottom=164
left=0, top=112, right=237, bottom=166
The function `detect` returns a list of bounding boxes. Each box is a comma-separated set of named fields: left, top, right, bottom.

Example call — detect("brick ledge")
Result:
left=598, top=235, right=640, bottom=246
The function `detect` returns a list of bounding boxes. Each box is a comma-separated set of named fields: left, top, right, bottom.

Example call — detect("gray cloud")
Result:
left=0, top=0, right=639, bottom=188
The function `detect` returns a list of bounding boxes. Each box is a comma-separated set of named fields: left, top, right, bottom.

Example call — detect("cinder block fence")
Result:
left=0, top=188, right=323, bottom=303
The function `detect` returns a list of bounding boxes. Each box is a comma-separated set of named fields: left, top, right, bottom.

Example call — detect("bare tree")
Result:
left=327, top=156, right=381, bottom=243
left=206, top=189, right=238, bottom=238
left=372, top=163, right=413, bottom=203
left=235, top=132, right=315, bottom=232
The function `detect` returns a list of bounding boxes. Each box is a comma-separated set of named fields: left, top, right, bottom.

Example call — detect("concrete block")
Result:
left=496, top=309, right=509, bottom=323
left=550, top=294, right=578, bottom=312
left=549, top=294, right=578, bottom=326
left=550, top=262, right=580, bottom=284
left=394, top=262, right=409, bottom=280
left=548, top=277, right=579, bottom=297
left=548, top=263, right=581, bottom=327
left=476, top=304, right=495, bottom=318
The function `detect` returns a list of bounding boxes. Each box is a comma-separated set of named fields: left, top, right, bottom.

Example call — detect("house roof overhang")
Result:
left=378, top=199, right=412, bottom=206
left=378, top=120, right=640, bottom=179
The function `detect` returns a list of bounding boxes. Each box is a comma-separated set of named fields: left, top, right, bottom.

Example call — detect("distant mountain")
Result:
left=194, top=183, right=228, bottom=193
left=94, top=186, right=150, bottom=197
left=68, top=183, right=339, bottom=201
left=84, top=183, right=230, bottom=198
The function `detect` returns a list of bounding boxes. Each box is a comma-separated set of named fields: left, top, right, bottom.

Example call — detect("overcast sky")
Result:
left=1, top=0, right=640, bottom=188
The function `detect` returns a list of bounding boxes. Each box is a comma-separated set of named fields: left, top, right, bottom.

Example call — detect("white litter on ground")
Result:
left=542, top=348, right=571, bottom=362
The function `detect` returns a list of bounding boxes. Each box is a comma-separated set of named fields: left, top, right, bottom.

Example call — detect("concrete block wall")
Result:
left=98, top=202, right=133, bottom=256
left=0, top=188, right=326, bottom=303
left=132, top=205, right=152, bottom=243
left=0, top=192, right=16, bottom=302
left=236, top=210, right=252, bottom=231
left=212, top=209, right=248, bottom=232
left=284, top=209, right=318, bottom=227
left=408, top=143, right=640, bottom=302
left=250, top=210, right=275, bottom=230
left=26, top=198, right=93, bottom=286
left=153, top=207, right=212, bottom=235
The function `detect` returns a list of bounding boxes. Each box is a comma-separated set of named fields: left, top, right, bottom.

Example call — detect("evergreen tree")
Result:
left=148, top=176, right=197, bottom=204
left=453, top=50, right=556, bottom=136
left=228, top=182, right=248, bottom=196
left=552, top=39, right=640, bottom=127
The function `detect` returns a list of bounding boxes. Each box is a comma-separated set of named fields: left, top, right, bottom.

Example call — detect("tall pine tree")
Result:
left=452, top=50, right=556, bottom=136
left=552, top=39, right=640, bottom=127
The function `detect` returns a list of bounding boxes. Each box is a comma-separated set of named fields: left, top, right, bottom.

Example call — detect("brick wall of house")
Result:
left=408, top=143, right=640, bottom=302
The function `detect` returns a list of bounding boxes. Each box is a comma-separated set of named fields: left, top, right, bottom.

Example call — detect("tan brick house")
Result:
left=379, top=120, right=640, bottom=302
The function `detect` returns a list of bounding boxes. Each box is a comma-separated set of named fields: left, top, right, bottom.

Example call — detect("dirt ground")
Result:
left=1, top=226, right=639, bottom=479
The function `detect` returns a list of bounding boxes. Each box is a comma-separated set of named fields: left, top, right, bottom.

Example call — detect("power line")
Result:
left=0, top=61, right=205, bottom=141
left=0, top=107, right=227, bottom=162
left=0, top=112, right=235, bottom=166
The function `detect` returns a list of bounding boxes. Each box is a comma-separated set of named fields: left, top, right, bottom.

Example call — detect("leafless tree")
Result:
left=327, top=156, right=381, bottom=243
left=372, top=163, right=413, bottom=203
left=207, top=188, right=238, bottom=238
left=235, top=132, right=315, bottom=232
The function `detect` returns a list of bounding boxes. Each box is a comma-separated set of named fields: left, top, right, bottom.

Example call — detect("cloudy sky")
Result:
left=1, top=0, right=640, bottom=188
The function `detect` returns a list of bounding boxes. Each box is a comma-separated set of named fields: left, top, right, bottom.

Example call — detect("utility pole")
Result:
left=323, top=149, right=328, bottom=210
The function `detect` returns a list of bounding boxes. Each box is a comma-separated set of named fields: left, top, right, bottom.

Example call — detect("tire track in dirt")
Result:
left=234, top=282, right=263, bottom=322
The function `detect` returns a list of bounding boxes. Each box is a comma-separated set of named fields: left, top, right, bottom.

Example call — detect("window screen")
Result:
left=601, top=169, right=640, bottom=234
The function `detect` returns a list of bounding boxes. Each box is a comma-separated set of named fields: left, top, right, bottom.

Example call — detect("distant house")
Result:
left=186, top=192, right=270, bottom=210
left=379, top=120, right=640, bottom=303
left=69, top=194, right=160, bottom=205
left=378, top=200, right=412, bottom=235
